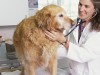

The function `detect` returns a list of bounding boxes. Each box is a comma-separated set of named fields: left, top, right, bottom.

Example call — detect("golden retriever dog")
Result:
left=13, top=4, right=73, bottom=75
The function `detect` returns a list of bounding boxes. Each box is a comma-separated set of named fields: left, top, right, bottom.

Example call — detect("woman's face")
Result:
left=78, top=0, right=95, bottom=21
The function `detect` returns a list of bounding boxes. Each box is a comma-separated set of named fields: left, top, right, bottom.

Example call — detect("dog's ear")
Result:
left=35, top=10, right=56, bottom=31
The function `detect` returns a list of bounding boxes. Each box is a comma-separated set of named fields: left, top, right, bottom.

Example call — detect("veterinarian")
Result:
left=44, top=0, right=100, bottom=75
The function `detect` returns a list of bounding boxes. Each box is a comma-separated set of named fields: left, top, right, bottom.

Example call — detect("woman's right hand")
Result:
left=44, top=30, right=66, bottom=44
left=44, top=30, right=69, bottom=49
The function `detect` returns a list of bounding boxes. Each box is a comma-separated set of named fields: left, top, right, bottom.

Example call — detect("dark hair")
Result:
left=91, top=0, right=100, bottom=31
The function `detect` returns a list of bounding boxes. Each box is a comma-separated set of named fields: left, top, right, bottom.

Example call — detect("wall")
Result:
left=0, top=26, right=16, bottom=40
left=0, top=8, right=37, bottom=40
left=0, top=3, right=37, bottom=41
left=0, top=0, right=29, bottom=26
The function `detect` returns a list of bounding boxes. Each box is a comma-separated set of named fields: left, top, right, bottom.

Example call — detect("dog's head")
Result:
left=35, top=4, right=74, bottom=32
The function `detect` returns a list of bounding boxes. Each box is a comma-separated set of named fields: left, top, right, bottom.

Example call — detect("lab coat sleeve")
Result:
left=67, top=33, right=100, bottom=63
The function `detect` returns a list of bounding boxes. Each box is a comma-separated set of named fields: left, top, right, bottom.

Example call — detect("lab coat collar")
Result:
left=73, top=22, right=91, bottom=45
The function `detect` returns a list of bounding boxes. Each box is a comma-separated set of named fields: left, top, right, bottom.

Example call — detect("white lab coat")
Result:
left=58, top=22, right=100, bottom=75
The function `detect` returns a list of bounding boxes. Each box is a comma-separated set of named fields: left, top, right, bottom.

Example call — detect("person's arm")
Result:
left=67, top=33, right=100, bottom=63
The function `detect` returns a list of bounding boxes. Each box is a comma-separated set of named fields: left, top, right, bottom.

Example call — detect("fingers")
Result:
left=44, top=31, right=56, bottom=40
left=50, top=31, right=57, bottom=35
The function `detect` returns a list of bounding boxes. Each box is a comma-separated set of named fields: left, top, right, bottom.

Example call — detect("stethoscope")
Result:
left=65, top=18, right=86, bottom=37
left=65, top=9, right=98, bottom=37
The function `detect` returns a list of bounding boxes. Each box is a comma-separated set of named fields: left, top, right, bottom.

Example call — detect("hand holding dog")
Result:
left=44, top=30, right=69, bottom=45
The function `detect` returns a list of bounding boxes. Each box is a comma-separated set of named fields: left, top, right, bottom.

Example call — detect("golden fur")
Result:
left=13, top=4, right=73, bottom=75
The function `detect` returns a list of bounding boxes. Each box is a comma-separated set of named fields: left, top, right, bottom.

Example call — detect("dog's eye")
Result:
left=59, top=14, right=63, bottom=17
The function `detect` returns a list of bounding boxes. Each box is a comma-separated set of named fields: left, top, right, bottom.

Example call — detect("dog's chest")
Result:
left=37, top=43, right=58, bottom=67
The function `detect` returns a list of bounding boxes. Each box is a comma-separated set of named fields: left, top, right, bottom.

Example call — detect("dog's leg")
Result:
left=23, top=62, right=36, bottom=75
left=20, top=67, right=24, bottom=75
left=52, top=56, right=57, bottom=75
left=48, top=54, right=57, bottom=75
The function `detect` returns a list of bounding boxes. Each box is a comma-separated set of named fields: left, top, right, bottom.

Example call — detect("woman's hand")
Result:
left=44, top=30, right=66, bottom=44
left=44, top=30, right=69, bottom=49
